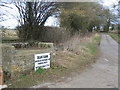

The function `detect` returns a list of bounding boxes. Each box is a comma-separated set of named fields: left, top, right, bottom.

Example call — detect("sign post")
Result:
left=34, top=53, right=50, bottom=71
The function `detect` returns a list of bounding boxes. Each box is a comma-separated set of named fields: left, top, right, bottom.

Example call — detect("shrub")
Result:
left=35, top=67, right=45, bottom=74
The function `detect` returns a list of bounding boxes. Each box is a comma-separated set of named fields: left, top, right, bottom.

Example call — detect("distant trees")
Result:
left=102, top=9, right=117, bottom=32
left=114, top=1, right=120, bottom=33
left=60, top=2, right=116, bottom=34
left=60, top=3, right=101, bottom=34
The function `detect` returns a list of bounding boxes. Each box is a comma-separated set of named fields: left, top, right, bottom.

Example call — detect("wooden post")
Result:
left=0, top=66, right=3, bottom=85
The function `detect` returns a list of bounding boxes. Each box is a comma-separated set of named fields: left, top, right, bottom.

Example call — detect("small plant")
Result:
left=35, top=67, right=45, bottom=74
left=19, top=74, right=26, bottom=79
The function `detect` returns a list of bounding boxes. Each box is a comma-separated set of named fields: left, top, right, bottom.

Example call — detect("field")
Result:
left=1, top=30, right=19, bottom=43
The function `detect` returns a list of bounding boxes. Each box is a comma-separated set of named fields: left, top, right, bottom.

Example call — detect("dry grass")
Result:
left=53, top=33, right=101, bottom=69
left=55, top=33, right=97, bottom=53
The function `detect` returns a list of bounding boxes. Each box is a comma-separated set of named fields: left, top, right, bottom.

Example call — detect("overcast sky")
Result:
left=102, top=0, right=118, bottom=6
left=0, top=0, right=118, bottom=29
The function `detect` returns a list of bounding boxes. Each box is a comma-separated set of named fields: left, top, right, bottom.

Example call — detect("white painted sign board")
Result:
left=34, top=53, right=50, bottom=71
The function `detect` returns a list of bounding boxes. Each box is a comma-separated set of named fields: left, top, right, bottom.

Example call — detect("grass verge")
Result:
left=108, top=33, right=120, bottom=43
left=7, top=33, right=101, bottom=88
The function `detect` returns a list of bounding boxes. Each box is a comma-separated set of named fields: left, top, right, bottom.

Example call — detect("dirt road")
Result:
left=33, top=34, right=118, bottom=88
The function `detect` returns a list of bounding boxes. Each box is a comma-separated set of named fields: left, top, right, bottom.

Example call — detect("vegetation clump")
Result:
left=35, top=67, right=45, bottom=75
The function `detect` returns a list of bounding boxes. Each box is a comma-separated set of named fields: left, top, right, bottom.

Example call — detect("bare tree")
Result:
left=14, top=1, right=61, bottom=41
left=0, top=1, right=61, bottom=41
left=114, top=1, right=120, bottom=33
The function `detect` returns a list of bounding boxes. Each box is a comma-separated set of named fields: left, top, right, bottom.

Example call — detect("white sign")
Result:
left=34, top=53, right=50, bottom=71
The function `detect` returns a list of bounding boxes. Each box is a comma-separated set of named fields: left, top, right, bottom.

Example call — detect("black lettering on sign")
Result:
left=35, top=60, right=41, bottom=62
left=47, top=64, right=50, bottom=66
left=37, top=56, right=42, bottom=59
left=38, top=62, right=43, bottom=64
left=44, top=62, right=47, bottom=64
left=42, top=65, right=46, bottom=67
left=42, top=59, right=47, bottom=61
left=43, top=55, right=48, bottom=58
left=35, top=59, right=49, bottom=63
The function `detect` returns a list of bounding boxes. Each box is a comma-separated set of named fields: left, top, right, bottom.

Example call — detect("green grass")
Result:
left=86, top=34, right=101, bottom=54
left=35, top=67, right=45, bottom=74
left=8, top=67, right=69, bottom=88
left=108, top=33, right=120, bottom=43
left=86, top=43, right=98, bottom=54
